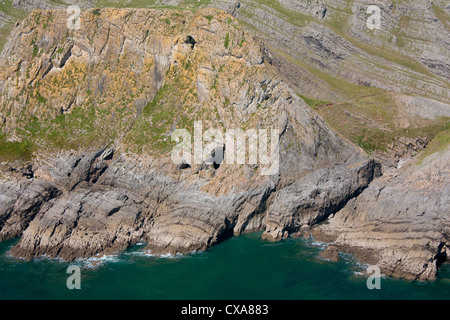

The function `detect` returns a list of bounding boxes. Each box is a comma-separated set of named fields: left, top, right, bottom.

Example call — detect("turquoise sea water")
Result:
left=0, top=233, right=449, bottom=300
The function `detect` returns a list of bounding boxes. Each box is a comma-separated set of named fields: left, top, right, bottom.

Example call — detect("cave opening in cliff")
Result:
left=184, top=36, right=197, bottom=49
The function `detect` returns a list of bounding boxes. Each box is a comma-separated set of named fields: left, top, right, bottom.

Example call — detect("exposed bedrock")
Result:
left=0, top=7, right=446, bottom=282
left=312, top=146, right=450, bottom=281
left=5, top=142, right=379, bottom=261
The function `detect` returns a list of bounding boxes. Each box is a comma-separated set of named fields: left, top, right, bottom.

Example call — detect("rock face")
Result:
left=210, top=0, right=450, bottom=167
left=214, top=0, right=450, bottom=102
left=313, top=146, right=450, bottom=280
left=263, top=159, right=381, bottom=241
left=0, top=6, right=447, bottom=282
left=0, top=179, right=61, bottom=241
left=0, top=8, right=379, bottom=262
left=4, top=146, right=378, bottom=261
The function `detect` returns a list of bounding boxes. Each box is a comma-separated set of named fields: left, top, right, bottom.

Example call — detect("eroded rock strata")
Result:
left=312, top=146, right=450, bottom=281
left=0, top=7, right=448, bottom=281
left=0, top=8, right=375, bottom=258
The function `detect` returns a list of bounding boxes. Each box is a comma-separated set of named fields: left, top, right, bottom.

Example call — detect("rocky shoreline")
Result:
left=311, top=146, right=450, bottom=281
left=2, top=143, right=448, bottom=281
left=0, top=144, right=380, bottom=261
left=0, top=7, right=448, bottom=282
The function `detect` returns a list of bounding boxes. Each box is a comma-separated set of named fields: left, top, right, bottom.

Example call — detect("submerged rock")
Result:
left=320, top=245, right=340, bottom=262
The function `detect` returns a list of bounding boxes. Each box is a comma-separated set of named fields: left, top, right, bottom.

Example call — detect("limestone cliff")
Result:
left=0, top=8, right=378, bottom=262
left=313, top=146, right=450, bottom=281
left=2, top=0, right=449, bottom=166
left=0, top=4, right=448, bottom=282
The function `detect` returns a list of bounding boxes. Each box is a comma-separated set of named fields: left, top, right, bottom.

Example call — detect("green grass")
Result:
left=251, top=0, right=312, bottom=27
left=0, top=132, right=34, bottom=162
left=95, top=0, right=212, bottom=11
left=0, top=139, right=33, bottom=161
left=297, top=94, right=331, bottom=108
left=0, top=23, right=13, bottom=53
left=224, top=32, right=230, bottom=49
left=0, top=0, right=29, bottom=53
left=95, top=0, right=157, bottom=8
left=35, top=91, right=47, bottom=104
left=417, top=126, right=450, bottom=163
left=8, top=102, right=127, bottom=155
left=32, top=43, right=39, bottom=57
left=353, top=135, right=377, bottom=154
left=298, top=85, right=450, bottom=156
left=178, top=0, right=212, bottom=10
left=125, top=84, right=177, bottom=153
left=0, top=0, right=28, bottom=20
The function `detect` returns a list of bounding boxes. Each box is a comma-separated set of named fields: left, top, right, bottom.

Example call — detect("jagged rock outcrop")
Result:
left=0, top=8, right=380, bottom=263
left=0, top=179, right=61, bottom=241
left=263, top=159, right=381, bottom=241
left=312, top=146, right=450, bottom=280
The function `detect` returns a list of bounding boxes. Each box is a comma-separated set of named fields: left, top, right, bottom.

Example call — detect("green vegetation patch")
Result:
left=300, top=87, right=450, bottom=156
left=0, top=0, right=28, bottom=20
left=297, top=94, right=331, bottom=108
left=224, top=32, right=230, bottom=49
left=251, top=0, right=312, bottom=27
left=125, top=84, right=177, bottom=154
left=431, top=4, right=450, bottom=30
left=417, top=125, right=450, bottom=163
left=0, top=132, right=34, bottom=162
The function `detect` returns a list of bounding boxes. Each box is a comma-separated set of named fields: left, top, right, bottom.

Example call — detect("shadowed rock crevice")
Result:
left=184, top=35, right=197, bottom=49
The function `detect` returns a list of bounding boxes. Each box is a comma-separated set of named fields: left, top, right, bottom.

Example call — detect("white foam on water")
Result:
left=310, top=241, right=327, bottom=248
left=78, top=254, right=121, bottom=269
left=125, top=249, right=199, bottom=260
left=33, top=254, right=65, bottom=264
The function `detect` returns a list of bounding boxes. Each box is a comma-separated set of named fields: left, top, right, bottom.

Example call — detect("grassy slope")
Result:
left=417, top=127, right=450, bottom=164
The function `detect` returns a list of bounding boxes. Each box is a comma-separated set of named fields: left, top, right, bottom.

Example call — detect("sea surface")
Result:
left=0, top=233, right=449, bottom=300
